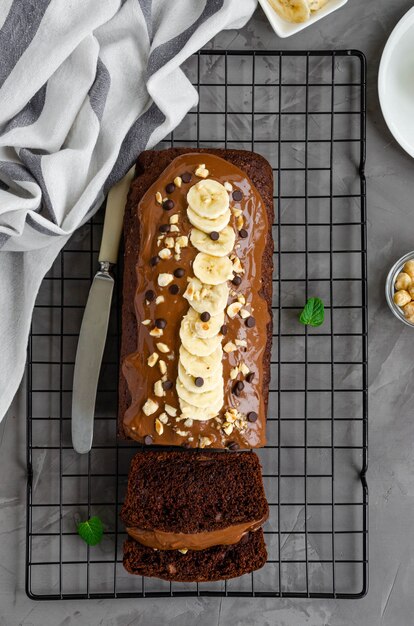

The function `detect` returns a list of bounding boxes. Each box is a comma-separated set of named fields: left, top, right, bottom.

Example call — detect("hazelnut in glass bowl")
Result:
left=386, top=252, right=414, bottom=326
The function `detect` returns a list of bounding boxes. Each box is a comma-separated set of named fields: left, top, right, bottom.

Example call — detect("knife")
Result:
left=71, top=167, right=135, bottom=454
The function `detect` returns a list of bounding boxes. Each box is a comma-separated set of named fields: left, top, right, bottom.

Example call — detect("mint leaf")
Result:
left=299, top=297, right=324, bottom=327
left=77, top=516, right=104, bottom=546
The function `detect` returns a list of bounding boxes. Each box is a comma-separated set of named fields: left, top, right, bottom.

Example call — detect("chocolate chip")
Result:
left=169, top=284, right=179, bottom=295
left=245, top=316, right=256, bottom=328
left=220, top=324, right=228, bottom=335
left=228, top=441, right=240, bottom=450
left=209, top=231, right=219, bottom=241
left=245, top=372, right=255, bottom=383
left=144, top=435, right=153, bottom=445
left=162, top=380, right=173, bottom=390
left=181, top=172, right=192, bottom=183
left=165, top=182, right=175, bottom=194
left=194, top=377, right=204, bottom=387
left=151, top=255, right=161, bottom=266
left=232, top=382, right=242, bottom=397
left=236, top=381, right=245, bottom=391
left=174, top=267, right=185, bottom=278
left=155, top=318, right=167, bottom=329
left=232, top=275, right=242, bottom=286
left=232, top=190, right=243, bottom=201
left=162, top=199, right=174, bottom=211
left=145, top=289, right=155, bottom=302
left=239, top=229, right=248, bottom=239
left=159, top=223, right=170, bottom=233
left=200, top=311, right=211, bottom=322
left=247, top=411, right=258, bottom=423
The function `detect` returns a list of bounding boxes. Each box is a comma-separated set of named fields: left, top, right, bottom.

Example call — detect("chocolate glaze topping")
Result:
left=122, top=153, right=271, bottom=448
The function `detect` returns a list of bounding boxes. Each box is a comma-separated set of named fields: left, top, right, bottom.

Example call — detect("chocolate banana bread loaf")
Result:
left=121, top=449, right=268, bottom=582
left=119, top=148, right=274, bottom=449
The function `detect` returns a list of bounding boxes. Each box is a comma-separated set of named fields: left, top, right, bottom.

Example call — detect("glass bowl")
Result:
left=386, top=251, right=414, bottom=326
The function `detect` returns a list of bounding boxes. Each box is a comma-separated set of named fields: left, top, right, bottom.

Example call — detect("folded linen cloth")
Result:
left=0, top=0, right=257, bottom=420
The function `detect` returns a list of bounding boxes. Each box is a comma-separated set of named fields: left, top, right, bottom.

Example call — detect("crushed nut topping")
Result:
left=158, top=412, right=168, bottom=424
left=165, top=237, right=175, bottom=249
left=165, top=404, right=177, bottom=417
left=174, top=176, right=182, bottom=189
left=141, top=319, right=151, bottom=326
left=230, top=366, right=239, bottom=380
left=159, top=248, right=172, bottom=260
left=236, top=215, right=244, bottom=230
left=222, top=422, right=234, bottom=435
left=169, top=224, right=179, bottom=233
left=235, top=339, right=247, bottom=348
left=224, top=181, right=233, bottom=192
left=158, top=273, right=174, bottom=287
left=195, top=164, right=209, bottom=178
left=154, top=380, right=165, bottom=397
left=159, top=359, right=167, bottom=375
left=224, top=341, right=237, bottom=353
left=240, top=308, right=250, bottom=319
left=155, top=191, right=163, bottom=204
left=155, top=418, right=164, bottom=435
left=142, top=398, right=158, bottom=416
left=199, top=436, right=213, bottom=448
left=149, top=327, right=163, bottom=338
left=240, top=362, right=250, bottom=376
left=147, top=352, right=159, bottom=367
left=231, top=207, right=243, bottom=218
left=155, top=295, right=165, bottom=305
left=178, top=548, right=188, bottom=554
left=156, top=342, right=170, bottom=353
left=227, top=302, right=242, bottom=318
left=169, top=214, right=179, bottom=224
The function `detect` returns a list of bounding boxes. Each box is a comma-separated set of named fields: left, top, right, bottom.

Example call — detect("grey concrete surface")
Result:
left=2, top=0, right=414, bottom=623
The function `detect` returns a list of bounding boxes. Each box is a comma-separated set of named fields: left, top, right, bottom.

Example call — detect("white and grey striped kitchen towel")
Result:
left=0, top=0, right=257, bottom=420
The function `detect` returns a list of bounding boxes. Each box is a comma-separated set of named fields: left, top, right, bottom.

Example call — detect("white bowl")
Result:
left=258, top=0, right=348, bottom=38
left=378, top=6, right=414, bottom=159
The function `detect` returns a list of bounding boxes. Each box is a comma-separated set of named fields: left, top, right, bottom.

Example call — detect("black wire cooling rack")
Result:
left=26, top=50, right=368, bottom=600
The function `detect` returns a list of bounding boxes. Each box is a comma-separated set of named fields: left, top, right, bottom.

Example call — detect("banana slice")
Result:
left=187, top=205, right=231, bottom=234
left=190, top=226, right=236, bottom=257
left=180, top=312, right=222, bottom=357
left=178, top=398, right=219, bottom=422
left=178, top=360, right=223, bottom=394
left=186, top=306, right=224, bottom=339
left=179, top=344, right=222, bottom=378
left=267, top=0, right=310, bottom=23
left=193, top=253, right=234, bottom=286
left=308, top=0, right=328, bottom=10
left=187, top=179, right=229, bottom=219
left=177, top=377, right=224, bottom=409
left=184, top=277, right=229, bottom=316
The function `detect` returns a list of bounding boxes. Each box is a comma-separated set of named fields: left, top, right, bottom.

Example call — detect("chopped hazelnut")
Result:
left=232, top=207, right=243, bottom=218
left=222, top=422, right=234, bottom=435
left=156, top=342, right=170, bottom=353
left=155, top=295, right=165, bottom=305
left=169, top=213, right=179, bottom=224
left=195, top=164, right=209, bottom=178
left=159, top=248, right=172, bottom=260
left=230, top=366, right=239, bottom=380
left=155, top=191, right=163, bottom=204
left=240, top=362, right=250, bottom=376
left=149, top=327, right=163, bottom=337
left=235, top=338, right=247, bottom=348
left=154, top=380, right=165, bottom=397
left=224, top=181, right=233, bottom=192
left=141, top=319, right=151, bottom=326
left=178, top=548, right=188, bottom=554
left=158, top=273, right=174, bottom=287
left=199, top=436, right=212, bottom=448
left=184, top=418, right=193, bottom=428
left=142, top=398, right=158, bottom=416
left=236, top=215, right=244, bottom=230
left=147, top=352, right=159, bottom=367
left=240, top=308, right=250, bottom=319
left=165, top=237, right=175, bottom=249
left=176, top=235, right=188, bottom=248
left=165, top=404, right=177, bottom=417
left=224, top=341, right=237, bottom=353
left=155, top=418, right=164, bottom=435
left=237, top=294, right=246, bottom=305
left=158, top=412, right=168, bottom=424
left=227, top=302, right=242, bottom=318
left=173, top=176, right=182, bottom=189
left=175, top=429, right=189, bottom=437
left=169, top=225, right=179, bottom=233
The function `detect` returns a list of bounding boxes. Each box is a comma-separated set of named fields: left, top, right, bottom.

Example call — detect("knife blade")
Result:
left=71, top=167, right=135, bottom=454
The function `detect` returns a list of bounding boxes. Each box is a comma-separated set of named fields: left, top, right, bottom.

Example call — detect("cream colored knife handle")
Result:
left=98, top=166, right=135, bottom=264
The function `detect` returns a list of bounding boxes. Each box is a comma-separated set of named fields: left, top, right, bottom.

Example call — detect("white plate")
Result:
left=258, top=0, right=348, bottom=39
left=379, top=6, right=414, bottom=159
